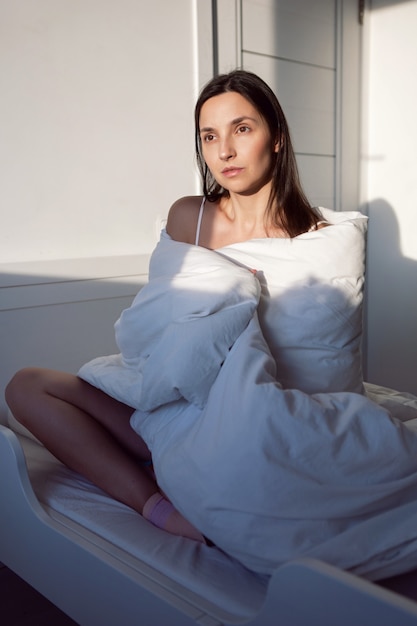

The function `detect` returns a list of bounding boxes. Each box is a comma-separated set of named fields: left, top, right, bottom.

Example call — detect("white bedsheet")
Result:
left=15, top=431, right=267, bottom=621
left=79, top=232, right=417, bottom=580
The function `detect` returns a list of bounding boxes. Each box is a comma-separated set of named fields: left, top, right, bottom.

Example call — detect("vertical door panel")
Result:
left=243, top=51, right=335, bottom=156
left=242, top=0, right=336, bottom=68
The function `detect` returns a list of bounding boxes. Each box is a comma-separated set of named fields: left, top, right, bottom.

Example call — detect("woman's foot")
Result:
left=143, top=493, right=206, bottom=543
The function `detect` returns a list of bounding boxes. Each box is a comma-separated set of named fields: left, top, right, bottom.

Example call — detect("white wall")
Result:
left=0, top=0, right=205, bottom=263
left=364, top=0, right=417, bottom=393
left=0, top=0, right=213, bottom=421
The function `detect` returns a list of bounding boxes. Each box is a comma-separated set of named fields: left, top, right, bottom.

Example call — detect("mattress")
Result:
left=15, top=430, right=268, bottom=622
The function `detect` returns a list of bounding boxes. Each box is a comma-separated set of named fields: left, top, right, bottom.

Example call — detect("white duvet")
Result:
left=79, top=223, right=417, bottom=580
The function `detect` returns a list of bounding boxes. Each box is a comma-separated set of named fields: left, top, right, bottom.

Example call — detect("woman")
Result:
left=167, top=69, right=323, bottom=249
left=4, top=71, right=346, bottom=544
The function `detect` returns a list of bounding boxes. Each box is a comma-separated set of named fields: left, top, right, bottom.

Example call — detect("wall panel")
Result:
left=242, top=0, right=336, bottom=68
left=242, top=52, right=335, bottom=155
left=297, top=156, right=335, bottom=209
left=240, top=0, right=337, bottom=209
left=0, top=255, right=149, bottom=421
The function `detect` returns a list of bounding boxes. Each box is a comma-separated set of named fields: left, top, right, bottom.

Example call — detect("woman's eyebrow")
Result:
left=200, top=116, right=258, bottom=133
left=231, top=115, right=257, bottom=125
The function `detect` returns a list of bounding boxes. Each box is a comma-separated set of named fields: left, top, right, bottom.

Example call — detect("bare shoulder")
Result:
left=166, top=195, right=203, bottom=244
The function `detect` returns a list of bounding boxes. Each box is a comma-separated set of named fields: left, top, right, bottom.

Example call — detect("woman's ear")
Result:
left=274, top=135, right=282, bottom=153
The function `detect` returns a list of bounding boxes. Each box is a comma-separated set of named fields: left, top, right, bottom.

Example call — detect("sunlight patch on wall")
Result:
left=367, top=0, right=417, bottom=261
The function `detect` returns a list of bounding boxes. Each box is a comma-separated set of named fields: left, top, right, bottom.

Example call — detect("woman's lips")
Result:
left=221, top=167, right=244, bottom=178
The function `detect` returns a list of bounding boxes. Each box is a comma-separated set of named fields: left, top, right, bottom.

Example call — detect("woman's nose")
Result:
left=219, top=138, right=235, bottom=160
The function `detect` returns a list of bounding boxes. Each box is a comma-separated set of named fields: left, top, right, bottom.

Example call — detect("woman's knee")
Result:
left=5, top=367, right=49, bottom=417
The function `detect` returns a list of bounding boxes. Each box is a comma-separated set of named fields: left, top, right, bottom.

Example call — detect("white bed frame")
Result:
left=2, top=424, right=417, bottom=625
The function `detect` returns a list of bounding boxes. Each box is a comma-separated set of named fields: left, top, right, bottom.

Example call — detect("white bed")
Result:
left=2, top=411, right=417, bottom=626
left=3, top=214, right=417, bottom=624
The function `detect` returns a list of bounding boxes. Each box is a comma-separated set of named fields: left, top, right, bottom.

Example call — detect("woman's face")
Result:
left=199, top=91, right=277, bottom=197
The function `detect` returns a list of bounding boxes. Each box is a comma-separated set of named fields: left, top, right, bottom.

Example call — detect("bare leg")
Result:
left=5, top=368, right=205, bottom=542
left=5, top=367, right=156, bottom=510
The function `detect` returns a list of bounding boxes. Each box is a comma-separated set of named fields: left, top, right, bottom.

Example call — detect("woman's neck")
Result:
left=220, top=195, right=267, bottom=235
left=199, top=192, right=285, bottom=249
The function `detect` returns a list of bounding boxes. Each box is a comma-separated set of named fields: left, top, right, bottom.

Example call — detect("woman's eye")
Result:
left=203, top=133, right=215, bottom=143
left=237, top=125, right=250, bottom=134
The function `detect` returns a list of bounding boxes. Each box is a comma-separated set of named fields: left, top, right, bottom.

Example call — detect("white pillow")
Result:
left=218, top=208, right=368, bottom=394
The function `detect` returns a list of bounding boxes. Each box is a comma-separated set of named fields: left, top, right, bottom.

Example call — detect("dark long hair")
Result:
left=195, top=70, right=319, bottom=237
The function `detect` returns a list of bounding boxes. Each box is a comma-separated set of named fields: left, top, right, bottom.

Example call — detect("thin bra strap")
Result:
left=308, top=220, right=327, bottom=232
left=195, top=197, right=206, bottom=246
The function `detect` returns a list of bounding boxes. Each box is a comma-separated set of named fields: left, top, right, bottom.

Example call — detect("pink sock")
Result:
left=143, top=493, right=206, bottom=544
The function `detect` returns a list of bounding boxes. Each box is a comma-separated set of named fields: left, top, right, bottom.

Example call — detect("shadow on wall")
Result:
left=364, top=199, right=417, bottom=394
left=0, top=274, right=146, bottom=424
